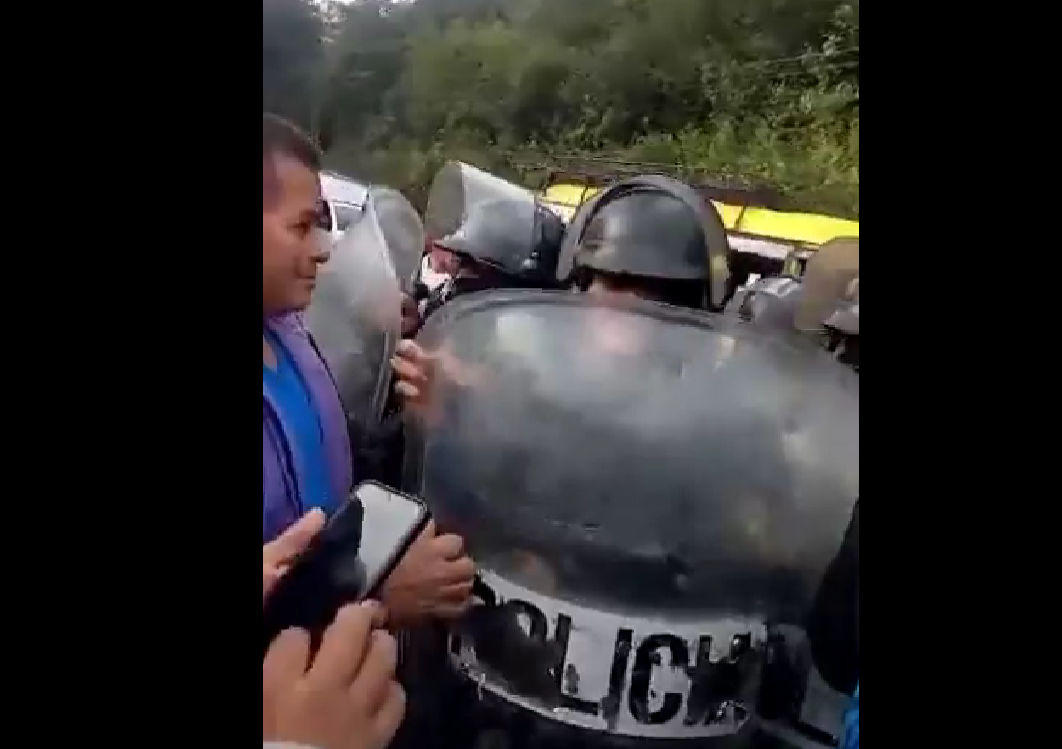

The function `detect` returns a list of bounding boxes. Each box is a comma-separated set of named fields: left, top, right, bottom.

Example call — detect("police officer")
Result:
left=727, top=246, right=808, bottom=337
left=399, top=171, right=756, bottom=422
left=392, top=178, right=859, bottom=749
left=729, top=238, right=858, bottom=352
left=421, top=200, right=566, bottom=321
left=399, top=173, right=732, bottom=394
left=559, top=174, right=731, bottom=312
left=391, top=288, right=860, bottom=749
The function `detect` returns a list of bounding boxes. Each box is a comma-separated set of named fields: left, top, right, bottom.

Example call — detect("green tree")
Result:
left=262, top=0, right=860, bottom=215
left=263, top=0, right=326, bottom=132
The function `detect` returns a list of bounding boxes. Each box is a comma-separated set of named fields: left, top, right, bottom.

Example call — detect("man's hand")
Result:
left=379, top=521, right=475, bottom=624
left=391, top=339, right=435, bottom=412
left=264, top=509, right=326, bottom=601
left=263, top=602, right=406, bottom=749
left=392, top=340, right=482, bottom=424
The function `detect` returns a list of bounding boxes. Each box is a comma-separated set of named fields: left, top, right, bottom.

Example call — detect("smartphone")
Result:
left=354, top=480, right=432, bottom=599
left=263, top=482, right=431, bottom=655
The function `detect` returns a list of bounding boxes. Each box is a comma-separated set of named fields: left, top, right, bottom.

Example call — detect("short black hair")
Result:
left=263, top=113, right=322, bottom=204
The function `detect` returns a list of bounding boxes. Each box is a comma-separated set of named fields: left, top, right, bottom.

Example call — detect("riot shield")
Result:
left=303, top=192, right=409, bottom=424
left=368, top=185, right=424, bottom=294
left=794, top=238, right=859, bottom=333
left=423, top=161, right=542, bottom=278
left=556, top=174, right=731, bottom=309
left=404, top=290, right=858, bottom=742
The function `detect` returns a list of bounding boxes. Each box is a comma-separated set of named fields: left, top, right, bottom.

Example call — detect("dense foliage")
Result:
left=263, top=0, right=859, bottom=216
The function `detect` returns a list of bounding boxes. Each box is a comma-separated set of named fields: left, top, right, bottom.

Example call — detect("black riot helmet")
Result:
left=435, top=200, right=534, bottom=280
left=558, top=175, right=731, bottom=311
left=579, top=190, right=706, bottom=281
left=426, top=160, right=565, bottom=290
left=434, top=200, right=565, bottom=290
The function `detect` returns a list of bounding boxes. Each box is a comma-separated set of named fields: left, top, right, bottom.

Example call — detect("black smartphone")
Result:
left=263, top=481, right=431, bottom=655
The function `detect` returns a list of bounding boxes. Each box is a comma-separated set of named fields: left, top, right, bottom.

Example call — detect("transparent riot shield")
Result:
left=368, top=185, right=424, bottom=294
left=794, top=238, right=859, bottom=333
left=424, top=161, right=540, bottom=278
left=303, top=192, right=410, bottom=424
left=403, top=290, right=858, bottom=743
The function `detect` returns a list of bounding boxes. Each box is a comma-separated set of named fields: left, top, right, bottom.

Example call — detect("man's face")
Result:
left=585, top=272, right=664, bottom=303
left=429, top=246, right=458, bottom=275
left=263, top=153, right=329, bottom=315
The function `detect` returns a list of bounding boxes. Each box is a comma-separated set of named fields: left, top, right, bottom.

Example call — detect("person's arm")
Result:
left=805, top=498, right=859, bottom=695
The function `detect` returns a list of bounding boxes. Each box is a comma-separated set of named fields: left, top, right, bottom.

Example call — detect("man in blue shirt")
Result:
left=263, top=324, right=338, bottom=516
left=262, top=113, right=474, bottom=626
left=262, top=113, right=354, bottom=541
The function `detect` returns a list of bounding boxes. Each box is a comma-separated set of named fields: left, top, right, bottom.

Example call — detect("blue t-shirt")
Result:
left=263, top=331, right=338, bottom=516
left=840, top=684, right=859, bottom=749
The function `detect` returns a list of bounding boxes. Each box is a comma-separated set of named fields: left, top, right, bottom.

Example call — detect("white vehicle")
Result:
left=320, top=171, right=369, bottom=241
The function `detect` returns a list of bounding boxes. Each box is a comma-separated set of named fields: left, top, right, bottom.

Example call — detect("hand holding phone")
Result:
left=377, top=521, right=475, bottom=625
left=263, top=482, right=432, bottom=655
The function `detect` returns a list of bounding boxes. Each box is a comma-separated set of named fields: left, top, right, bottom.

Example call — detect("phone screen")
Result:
left=355, top=482, right=430, bottom=595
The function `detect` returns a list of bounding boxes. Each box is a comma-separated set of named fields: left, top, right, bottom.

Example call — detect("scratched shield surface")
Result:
left=304, top=192, right=406, bottom=424
left=404, top=290, right=859, bottom=741
left=369, top=184, right=425, bottom=294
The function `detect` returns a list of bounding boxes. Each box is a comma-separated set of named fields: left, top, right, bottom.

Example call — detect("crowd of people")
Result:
left=262, top=112, right=859, bottom=749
